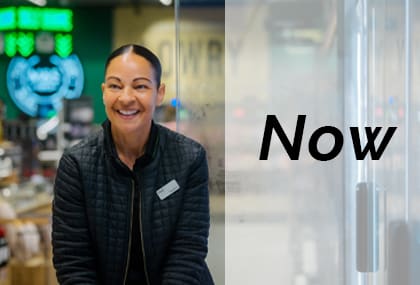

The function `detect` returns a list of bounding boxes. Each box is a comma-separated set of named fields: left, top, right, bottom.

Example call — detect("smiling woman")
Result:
left=101, top=46, right=165, bottom=168
left=52, top=44, right=214, bottom=285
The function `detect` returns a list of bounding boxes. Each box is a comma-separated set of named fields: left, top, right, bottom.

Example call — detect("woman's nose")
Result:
left=118, top=88, right=135, bottom=103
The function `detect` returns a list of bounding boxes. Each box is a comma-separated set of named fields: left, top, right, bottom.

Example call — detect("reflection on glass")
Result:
left=227, top=0, right=420, bottom=284
left=177, top=2, right=225, bottom=285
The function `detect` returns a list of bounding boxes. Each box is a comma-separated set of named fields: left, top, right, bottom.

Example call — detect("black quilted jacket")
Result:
left=52, top=120, right=214, bottom=285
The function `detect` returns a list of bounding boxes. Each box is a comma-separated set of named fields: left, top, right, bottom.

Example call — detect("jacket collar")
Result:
left=102, top=119, right=158, bottom=168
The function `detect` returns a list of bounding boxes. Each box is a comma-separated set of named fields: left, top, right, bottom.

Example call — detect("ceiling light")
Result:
left=160, top=0, right=172, bottom=6
left=27, top=0, right=47, bottom=6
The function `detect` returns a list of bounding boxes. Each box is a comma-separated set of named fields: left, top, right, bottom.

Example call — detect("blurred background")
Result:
left=0, top=0, right=224, bottom=284
left=226, top=0, right=420, bottom=284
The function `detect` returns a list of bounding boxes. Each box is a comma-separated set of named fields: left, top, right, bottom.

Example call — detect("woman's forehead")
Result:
left=106, top=53, right=155, bottom=77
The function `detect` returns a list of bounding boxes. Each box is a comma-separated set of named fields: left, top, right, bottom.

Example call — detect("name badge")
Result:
left=156, top=179, right=180, bottom=200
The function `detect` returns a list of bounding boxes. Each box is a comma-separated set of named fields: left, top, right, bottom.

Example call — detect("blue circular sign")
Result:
left=6, top=54, right=84, bottom=117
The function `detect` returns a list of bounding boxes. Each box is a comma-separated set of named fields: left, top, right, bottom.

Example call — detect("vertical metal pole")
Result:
left=371, top=9, right=378, bottom=285
left=371, top=7, right=376, bottom=193
left=343, top=0, right=363, bottom=284
left=404, top=0, right=411, bottom=223
left=174, top=0, right=180, bottom=132
left=356, top=0, right=369, bottom=184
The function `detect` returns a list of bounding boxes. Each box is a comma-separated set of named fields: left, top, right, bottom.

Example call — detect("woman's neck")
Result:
left=111, top=125, right=150, bottom=170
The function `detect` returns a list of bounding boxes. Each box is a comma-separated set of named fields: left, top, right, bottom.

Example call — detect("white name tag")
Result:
left=156, top=179, right=180, bottom=200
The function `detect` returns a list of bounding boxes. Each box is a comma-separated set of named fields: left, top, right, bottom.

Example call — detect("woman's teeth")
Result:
left=118, top=110, right=139, bottom=115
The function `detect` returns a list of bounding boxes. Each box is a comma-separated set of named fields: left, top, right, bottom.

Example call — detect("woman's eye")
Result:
left=109, top=84, right=121, bottom=89
left=135, top=85, right=148, bottom=90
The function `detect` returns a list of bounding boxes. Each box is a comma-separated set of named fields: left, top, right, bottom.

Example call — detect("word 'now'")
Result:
left=259, top=115, right=397, bottom=161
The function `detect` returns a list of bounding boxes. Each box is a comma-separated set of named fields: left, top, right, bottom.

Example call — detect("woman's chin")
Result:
left=112, top=119, right=151, bottom=135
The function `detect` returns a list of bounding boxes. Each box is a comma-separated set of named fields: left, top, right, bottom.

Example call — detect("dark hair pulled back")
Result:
left=105, top=44, right=162, bottom=87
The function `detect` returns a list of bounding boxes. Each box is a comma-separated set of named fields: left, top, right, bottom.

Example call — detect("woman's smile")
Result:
left=116, top=109, right=141, bottom=119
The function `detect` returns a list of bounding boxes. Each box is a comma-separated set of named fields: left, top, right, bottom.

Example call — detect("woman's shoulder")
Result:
left=156, top=124, right=204, bottom=152
left=156, top=123, right=206, bottom=159
left=62, top=128, right=104, bottom=160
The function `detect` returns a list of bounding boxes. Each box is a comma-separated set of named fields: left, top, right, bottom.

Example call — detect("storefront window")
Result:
left=226, top=0, right=420, bottom=284
left=176, top=1, right=225, bottom=283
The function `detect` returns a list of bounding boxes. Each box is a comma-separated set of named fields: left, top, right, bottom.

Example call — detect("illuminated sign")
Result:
left=0, top=6, right=73, bottom=57
left=0, top=7, right=16, bottom=30
left=3, top=6, right=83, bottom=118
left=55, top=33, right=72, bottom=57
left=0, top=7, right=73, bottom=32
left=7, top=54, right=84, bottom=117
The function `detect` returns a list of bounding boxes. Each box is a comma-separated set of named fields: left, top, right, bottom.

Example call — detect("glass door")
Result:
left=224, top=0, right=419, bottom=284
left=226, top=0, right=344, bottom=284
left=175, top=1, right=225, bottom=284
left=344, top=0, right=420, bottom=284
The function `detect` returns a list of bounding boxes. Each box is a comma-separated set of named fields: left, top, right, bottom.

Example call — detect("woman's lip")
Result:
left=117, top=110, right=140, bottom=115
left=115, top=110, right=140, bottom=119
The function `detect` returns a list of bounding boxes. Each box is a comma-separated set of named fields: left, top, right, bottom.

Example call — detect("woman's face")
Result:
left=102, top=52, right=165, bottom=136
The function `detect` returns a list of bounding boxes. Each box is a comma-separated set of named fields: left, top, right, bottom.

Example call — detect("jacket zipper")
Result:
left=139, top=179, right=151, bottom=285
left=123, top=181, right=135, bottom=284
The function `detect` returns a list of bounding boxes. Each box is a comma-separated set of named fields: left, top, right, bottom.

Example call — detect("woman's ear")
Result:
left=156, top=83, right=166, bottom=106
left=101, top=83, right=106, bottom=105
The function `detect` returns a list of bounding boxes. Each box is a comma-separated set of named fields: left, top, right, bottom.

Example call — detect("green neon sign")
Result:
left=0, top=7, right=16, bottom=30
left=42, top=8, right=73, bottom=32
left=4, top=32, right=17, bottom=57
left=17, top=32, right=34, bottom=57
left=0, top=7, right=73, bottom=32
left=17, top=7, right=41, bottom=30
left=55, top=34, right=72, bottom=57
left=4, top=32, right=35, bottom=57
left=0, top=6, right=74, bottom=58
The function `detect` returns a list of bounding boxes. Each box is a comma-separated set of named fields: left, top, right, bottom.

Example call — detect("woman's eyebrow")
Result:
left=105, top=76, right=121, bottom=82
left=133, top=77, right=152, bottom=83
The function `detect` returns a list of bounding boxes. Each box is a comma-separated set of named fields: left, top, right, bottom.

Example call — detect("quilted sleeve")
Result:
left=161, top=147, right=214, bottom=285
left=52, top=153, right=98, bottom=284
